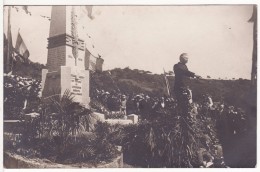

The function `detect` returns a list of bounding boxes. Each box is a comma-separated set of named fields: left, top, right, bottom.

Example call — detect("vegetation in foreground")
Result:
left=3, top=64, right=256, bottom=167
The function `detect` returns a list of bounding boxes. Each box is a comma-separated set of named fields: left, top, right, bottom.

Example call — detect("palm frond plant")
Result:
left=41, top=90, right=92, bottom=159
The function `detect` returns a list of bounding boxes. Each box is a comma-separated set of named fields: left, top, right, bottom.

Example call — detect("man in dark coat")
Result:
left=173, top=53, right=201, bottom=104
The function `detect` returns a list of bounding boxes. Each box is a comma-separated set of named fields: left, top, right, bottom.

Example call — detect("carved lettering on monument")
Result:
left=65, top=35, right=84, bottom=50
left=71, top=74, right=83, bottom=96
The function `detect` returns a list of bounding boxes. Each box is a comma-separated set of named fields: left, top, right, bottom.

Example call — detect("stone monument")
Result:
left=42, top=6, right=90, bottom=106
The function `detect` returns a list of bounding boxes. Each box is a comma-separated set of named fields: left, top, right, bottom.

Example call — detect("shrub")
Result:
left=89, top=99, right=108, bottom=114
left=5, top=90, right=121, bottom=164
left=4, top=74, right=41, bottom=120
left=98, top=93, right=224, bottom=168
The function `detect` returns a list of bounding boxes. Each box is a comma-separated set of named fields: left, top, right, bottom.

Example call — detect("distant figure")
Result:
left=139, top=95, right=152, bottom=119
left=120, top=95, right=127, bottom=117
left=187, top=87, right=193, bottom=104
left=126, top=97, right=136, bottom=115
left=173, top=53, right=201, bottom=105
left=208, top=96, right=214, bottom=109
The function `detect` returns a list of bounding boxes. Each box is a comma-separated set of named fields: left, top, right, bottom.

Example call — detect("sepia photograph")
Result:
left=2, top=3, right=257, bottom=169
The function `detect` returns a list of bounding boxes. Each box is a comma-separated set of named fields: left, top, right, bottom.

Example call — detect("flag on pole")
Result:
left=96, top=56, right=104, bottom=72
left=21, top=6, right=31, bottom=15
left=15, top=32, right=30, bottom=61
left=85, top=6, right=94, bottom=20
left=85, top=48, right=97, bottom=71
left=163, top=68, right=171, bottom=96
left=107, top=70, right=121, bottom=92
left=89, top=57, right=96, bottom=71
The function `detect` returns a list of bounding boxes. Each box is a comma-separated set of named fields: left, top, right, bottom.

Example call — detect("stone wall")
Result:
left=96, top=153, right=123, bottom=168
left=4, top=151, right=123, bottom=168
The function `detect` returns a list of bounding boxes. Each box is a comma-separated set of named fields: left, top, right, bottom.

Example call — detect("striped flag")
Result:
left=89, top=56, right=96, bottom=71
left=85, top=48, right=97, bottom=71
left=15, top=32, right=30, bottom=60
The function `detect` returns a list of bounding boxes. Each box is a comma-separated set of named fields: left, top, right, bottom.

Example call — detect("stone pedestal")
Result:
left=42, top=67, right=90, bottom=106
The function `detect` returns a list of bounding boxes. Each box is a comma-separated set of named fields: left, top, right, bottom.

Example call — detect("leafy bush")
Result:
left=89, top=99, right=109, bottom=114
left=4, top=74, right=41, bottom=120
left=4, top=90, right=121, bottom=164
left=36, top=91, right=91, bottom=158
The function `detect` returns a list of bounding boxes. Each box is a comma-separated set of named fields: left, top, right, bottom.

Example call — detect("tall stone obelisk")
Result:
left=42, top=6, right=90, bottom=106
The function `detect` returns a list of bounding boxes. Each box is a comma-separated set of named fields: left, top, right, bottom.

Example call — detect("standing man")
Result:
left=120, top=95, right=127, bottom=117
left=173, top=53, right=201, bottom=105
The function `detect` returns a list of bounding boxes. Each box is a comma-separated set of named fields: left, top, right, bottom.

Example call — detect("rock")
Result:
left=105, top=119, right=133, bottom=125
left=91, top=112, right=105, bottom=122
left=88, top=112, right=106, bottom=131
left=127, top=114, right=139, bottom=124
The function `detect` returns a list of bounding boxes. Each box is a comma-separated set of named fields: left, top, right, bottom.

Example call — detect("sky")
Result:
left=3, top=5, right=254, bottom=79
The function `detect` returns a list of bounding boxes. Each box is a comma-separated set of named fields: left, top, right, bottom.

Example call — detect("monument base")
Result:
left=41, top=66, right=90, bottom=106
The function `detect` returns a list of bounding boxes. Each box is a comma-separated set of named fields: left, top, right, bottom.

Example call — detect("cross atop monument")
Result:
left=71, top=6, right=79, bottom=66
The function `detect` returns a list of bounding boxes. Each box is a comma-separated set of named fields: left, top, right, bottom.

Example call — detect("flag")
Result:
left=96, top=56, right=104, bottom=72
left=85, top=48, right=96, bottom=71
left=85, top=6, right=94, bottom=20
left=21, top=6, right=31, bottom=15
left=15, top=32, right=30, bottom=60
left=163, top=68, right=171, bottom=96
left=248, top=5, right=257, bottom=23
left=14, top=6, right=32, bottom=15
left=89, top=56, right=96, bottom=71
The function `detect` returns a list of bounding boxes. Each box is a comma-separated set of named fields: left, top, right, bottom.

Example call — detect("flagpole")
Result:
left=6, top=6, right=11, bottom=73
left=163, top=68, right=171, bottom=97
left=107, top=71, right=121, bottom=93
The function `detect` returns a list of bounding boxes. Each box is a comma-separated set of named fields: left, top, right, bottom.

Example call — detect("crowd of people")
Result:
left=91, top=86, right=249, bottom=167
left=91, top=88, right=176, bottom=118
left=4, top=71, right=247, bottom=141
left=92, top=88, right=246, bottom=128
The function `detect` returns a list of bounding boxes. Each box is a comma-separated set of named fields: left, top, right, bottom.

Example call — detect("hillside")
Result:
left=90, top=68, right=166, bottom=96
left=11, top=63, right=254, bottom=109
left=91, top=67, right=254, bottom=108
